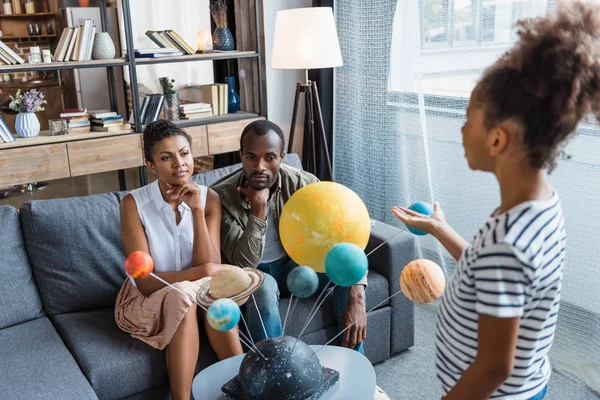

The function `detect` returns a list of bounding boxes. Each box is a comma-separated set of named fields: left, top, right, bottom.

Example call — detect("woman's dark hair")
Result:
left=475, top=1, right=600, bottom=171
left=143, top=119, right=192, bottom=162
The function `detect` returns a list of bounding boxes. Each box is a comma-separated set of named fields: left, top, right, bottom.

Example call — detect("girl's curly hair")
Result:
left=143, top=119, right=192, bottom=162
left=475, top=0, right=600, bottom=171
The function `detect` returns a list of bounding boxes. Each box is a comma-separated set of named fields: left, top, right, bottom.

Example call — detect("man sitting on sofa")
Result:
left=211, top=120, right=368, bottom=353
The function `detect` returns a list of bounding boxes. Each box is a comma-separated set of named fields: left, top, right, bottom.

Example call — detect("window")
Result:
left=388, top=0, right=550, bottom=97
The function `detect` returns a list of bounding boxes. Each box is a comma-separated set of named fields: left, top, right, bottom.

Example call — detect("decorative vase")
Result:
left=78, top=0, right=90, bottom=6
left=92, top=32, right=116, bottom=60
left=163, top=93, right=180, bottom=121
left=226, top=76, right=240, bottom=113
left=212, top=27, right=235, bottom=51
left=15, top=112, right=40, bottom=138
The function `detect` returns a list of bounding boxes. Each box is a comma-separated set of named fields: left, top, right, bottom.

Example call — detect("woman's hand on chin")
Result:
left=166, top=181, right=204, bottom=212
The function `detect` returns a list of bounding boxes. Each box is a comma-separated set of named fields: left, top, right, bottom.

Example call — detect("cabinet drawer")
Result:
left=207, top=118, right=263, bottom=155
left=183, top=125, right=209, bottom=157
left=67, top=134, right=143, bottom=177
left=0, top=144, right=70, bottom=187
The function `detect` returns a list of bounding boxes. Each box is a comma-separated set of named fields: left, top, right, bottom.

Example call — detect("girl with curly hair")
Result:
left=392, top=1, right=600, bottom=399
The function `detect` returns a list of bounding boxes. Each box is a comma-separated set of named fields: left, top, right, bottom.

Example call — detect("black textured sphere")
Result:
left=238, top=336, right=323, bottom=400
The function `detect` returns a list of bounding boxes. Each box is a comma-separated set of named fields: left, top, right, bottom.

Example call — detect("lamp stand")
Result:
left=288, top=80, right=333, bottom=181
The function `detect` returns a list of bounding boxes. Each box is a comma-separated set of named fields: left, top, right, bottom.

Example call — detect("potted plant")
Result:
left=9, top=89, right=46, bottom=138
left=210, top=0, right=235, bottom=51
left=159, top=77, right=179, bottom=121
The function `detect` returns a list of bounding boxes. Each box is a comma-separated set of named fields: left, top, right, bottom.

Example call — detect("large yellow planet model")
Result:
left=279, top=181, right=370, bottom=273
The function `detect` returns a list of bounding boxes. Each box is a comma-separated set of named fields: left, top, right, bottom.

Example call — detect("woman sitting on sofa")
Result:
left=115, top=119, right=242, bottom=400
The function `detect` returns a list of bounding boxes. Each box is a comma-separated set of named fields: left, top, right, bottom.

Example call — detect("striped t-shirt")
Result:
left=436, top=192, right=565, bottom=399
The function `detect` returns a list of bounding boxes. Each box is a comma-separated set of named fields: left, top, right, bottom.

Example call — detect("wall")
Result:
left=262, top=0, right=311, bottom=156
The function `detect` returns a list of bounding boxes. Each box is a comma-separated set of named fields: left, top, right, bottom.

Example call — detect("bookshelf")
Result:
left=0, top=0, right=265, bottom=191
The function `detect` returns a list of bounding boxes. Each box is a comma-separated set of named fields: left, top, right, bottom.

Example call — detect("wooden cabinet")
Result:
left=207, top=118, right=262, bottom=155
left=67, top=134, right=143, bottom=177
left=183, top=125, right=209, bottom=157
left=0, top=143, right=69, bottom=186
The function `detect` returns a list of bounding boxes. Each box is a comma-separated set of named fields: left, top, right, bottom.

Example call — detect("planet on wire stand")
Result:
left=287, top=266, right=319, bottom=298
left=221, top=336, right=339, bottom=400
left=207, top=298, right=241, bottom=332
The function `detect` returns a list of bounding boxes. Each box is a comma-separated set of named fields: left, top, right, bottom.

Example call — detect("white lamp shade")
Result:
left=271, top=7, right=343, bottom=70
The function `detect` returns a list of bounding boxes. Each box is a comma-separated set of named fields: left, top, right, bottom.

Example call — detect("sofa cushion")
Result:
left=0, top=316, right=97, bottom=399
left=280, top=269, right=389, bottom=337
left=51, top=308, right=167, bottom=400
left=0, top=205, right=44, bottom=329
left=51, top=307, right=220, bottom=400
left=20, top=193, right=127, bottom=316
left=191, top=153, right=303, bottom=186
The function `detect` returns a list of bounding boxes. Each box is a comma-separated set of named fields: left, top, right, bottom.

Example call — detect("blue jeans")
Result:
left=245, top=256, right=365, bottom=354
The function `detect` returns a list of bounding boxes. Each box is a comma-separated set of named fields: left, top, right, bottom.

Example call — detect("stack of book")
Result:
left=201, top=84, right=229, bottom=116
left=53, top=20, right=97, bottom=62
left=144, top=30, right=195, bottom=55
left=179, top=103, right=213, bottom=120
left=0, top=40, right=25, bottom=65
left=89, top=110, right=131, bottom=132
left=61, top=108, right=90, bottom=133
left=0, top=116, right=16, bottom=143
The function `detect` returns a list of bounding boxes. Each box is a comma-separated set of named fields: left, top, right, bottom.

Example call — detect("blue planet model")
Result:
left=324, top=243, right=368, bottom=287
left=407, top=201, right=434, bottom=235
left=207, top=298, right=241, bottom=332
left=286, top=266, right=319, bottom=298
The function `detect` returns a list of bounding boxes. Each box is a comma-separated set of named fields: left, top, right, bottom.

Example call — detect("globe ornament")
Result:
left=400, top=259, right=446, bottom=304
left=286, top=266, right=319, bottom=298
left=406, top=202, right=434, bottom=235
left=325, top=243, right=368, bottom=287
left=207, top=298, right=241, bottom=332
left=279, top=182, right=370, bottom=273
left=222, top=336, right=339, bottom=400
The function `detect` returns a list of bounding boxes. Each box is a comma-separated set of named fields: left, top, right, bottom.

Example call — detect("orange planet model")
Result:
left=400, top=259, right=445, bottom=304
left=124, top=251, right=154, bottom=279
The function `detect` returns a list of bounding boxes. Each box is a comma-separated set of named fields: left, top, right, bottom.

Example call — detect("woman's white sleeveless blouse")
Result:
left=128, top=180, right=208, bottom=286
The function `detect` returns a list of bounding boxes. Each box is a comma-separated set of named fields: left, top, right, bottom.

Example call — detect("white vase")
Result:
left=15, top=112, right=40, bottom=138
left=92, top=32, right=116, bottom=60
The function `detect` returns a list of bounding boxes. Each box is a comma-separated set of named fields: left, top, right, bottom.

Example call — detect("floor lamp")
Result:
left=271, top=7, right=343, bottom=181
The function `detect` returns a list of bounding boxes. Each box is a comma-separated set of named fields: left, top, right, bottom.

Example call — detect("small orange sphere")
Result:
left=125, top=251, right=154, bottom=279
left=400, top=259, right=445, bottom=304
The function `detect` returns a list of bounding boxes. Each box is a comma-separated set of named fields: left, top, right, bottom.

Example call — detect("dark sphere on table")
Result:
left=238, top=336, right=323, bottom=400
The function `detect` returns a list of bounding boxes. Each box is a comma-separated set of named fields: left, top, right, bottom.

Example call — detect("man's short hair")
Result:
left=240, top=120, right=286, bottom=153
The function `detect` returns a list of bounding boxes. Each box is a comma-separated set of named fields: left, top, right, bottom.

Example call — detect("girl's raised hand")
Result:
left=391, top=202, right=446, bottom=236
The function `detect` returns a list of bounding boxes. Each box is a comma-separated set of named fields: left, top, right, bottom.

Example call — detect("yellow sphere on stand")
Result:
left=279, top=181, right=371, bottom=273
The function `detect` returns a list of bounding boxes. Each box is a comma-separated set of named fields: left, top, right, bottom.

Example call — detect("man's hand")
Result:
left=342, top=285, right=367, bottom=348
left=238, top=185, right=270, bottom=220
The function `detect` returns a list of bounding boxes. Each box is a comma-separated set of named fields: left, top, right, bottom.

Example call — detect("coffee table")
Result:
left=192, top=345, right=376, bottom=399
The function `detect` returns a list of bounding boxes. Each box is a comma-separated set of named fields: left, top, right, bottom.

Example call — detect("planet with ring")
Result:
left=196, top=265, right=265, bottom=308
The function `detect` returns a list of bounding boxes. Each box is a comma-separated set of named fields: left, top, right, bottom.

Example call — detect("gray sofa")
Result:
left=0, top=154, right=416, bottom=399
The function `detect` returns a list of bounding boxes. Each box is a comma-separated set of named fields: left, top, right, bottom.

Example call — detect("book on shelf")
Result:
left=53, top=20, right=96, bottom=62
left=89, top=110, right=118, bottom=119
left=179, top=102, right=213, bottom=120
left=125, top=50, right=183, bottom=58
left=0, top=40, right=25, bottom=65
left=145, top=30, right=195, bottom=55
left=200, top=84, right=228, bottom=116
left=61, top=108, right=88, bottom=118
left=0, top=115, right=16, bottom=143
left=91, top=123, right=132, bottom=132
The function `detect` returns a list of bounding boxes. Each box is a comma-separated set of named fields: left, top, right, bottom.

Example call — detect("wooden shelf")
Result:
left=2, top=34, right=57, bottom=39
left=0, top=58, right=128, bottom=73
left=140, top=112, right=260, bottom=130
left=0, top=12, right=56, bottom=18
left=134, top=51, right=258, bottom=66
left=0, top=129, right=135, bottom=150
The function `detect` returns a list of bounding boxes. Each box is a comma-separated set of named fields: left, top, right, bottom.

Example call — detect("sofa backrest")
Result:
left=0, top=205, right=44, bottom=329
left=17, top=154, right=304, bottom=316
left=20, top=192, right=127, bottom=316
left=190, top=153, right=303, bottom=186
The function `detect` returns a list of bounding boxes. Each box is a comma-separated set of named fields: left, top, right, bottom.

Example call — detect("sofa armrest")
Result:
left=367, top=219, right=417, bottom=355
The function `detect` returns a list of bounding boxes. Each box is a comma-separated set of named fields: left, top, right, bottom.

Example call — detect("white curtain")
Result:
left=386, top=0, right=600, bottom=393
left=116, top=0, right=214, bottom=95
